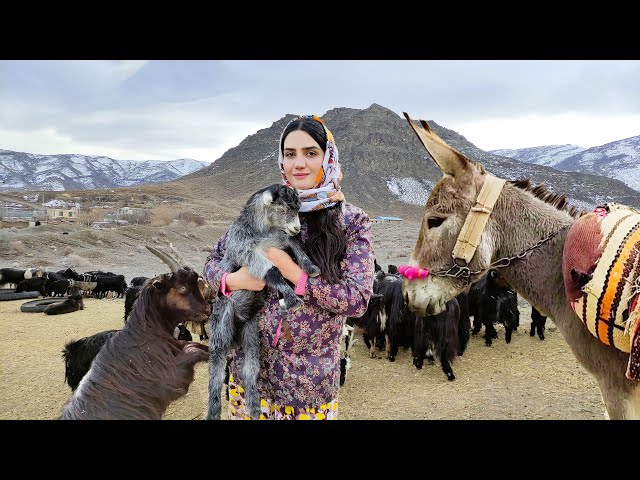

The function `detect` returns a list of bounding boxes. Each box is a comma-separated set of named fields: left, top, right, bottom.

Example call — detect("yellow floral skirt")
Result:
left=227, top=374, right=339, bottom=420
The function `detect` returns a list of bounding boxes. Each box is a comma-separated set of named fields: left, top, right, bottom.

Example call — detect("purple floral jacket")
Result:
left=203, top=202, right=375, bottom=408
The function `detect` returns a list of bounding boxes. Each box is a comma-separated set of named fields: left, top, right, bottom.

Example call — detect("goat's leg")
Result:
left=505, top=325, right=514, bottom=343
left=471, top=312, right=482, bottom=336
left=240, top=318, right=262, bottom=419
left=285, top=238, right=321, bottom=277
left=263, top=267, right=302, bottom=310
left=529, top=317, right=537, bottom=337
left=206, top=302, right=237, bottom=420
left=484, top=310, right=499, bottom=347
left=200, top=322, right=209, bottom=341
left=536, top=316, right=546, bottom=340
left=439, top=349, right=456, bottom=381
left=387, top=335, right=399, bottom=362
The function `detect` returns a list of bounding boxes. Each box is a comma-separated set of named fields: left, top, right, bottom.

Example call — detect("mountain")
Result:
left=3, top=104, right=640, bottom=221
left=490, top=145, right=586, bottom=167
left=176, top=104, right=640, bottom=218
left=490, top=136, right=640, bottom=192
left=0, top=150, right=209, bottom=191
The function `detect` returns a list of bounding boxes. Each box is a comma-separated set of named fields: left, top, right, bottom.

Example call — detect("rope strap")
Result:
left=452, top=174, right=506, bottom=264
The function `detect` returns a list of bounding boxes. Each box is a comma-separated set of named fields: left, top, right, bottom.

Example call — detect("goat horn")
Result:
left=169, top=242, right=189, bottom=268
left=145, top=245, right=180, bottom=273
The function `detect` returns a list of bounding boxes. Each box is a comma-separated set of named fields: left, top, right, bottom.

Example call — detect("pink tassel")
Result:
left=398, top=264, right=429, bottom=280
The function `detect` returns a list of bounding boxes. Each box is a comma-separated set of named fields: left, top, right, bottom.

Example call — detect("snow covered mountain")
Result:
left=490, top=145, right=586, bottom=167
left=0, top=150, right=209, bottom=192
left=491, top=136, right=640, bottom=192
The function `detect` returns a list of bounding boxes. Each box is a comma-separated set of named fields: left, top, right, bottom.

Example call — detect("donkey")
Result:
left=400, top=112, right=640, bottom=419
left=206, top=183, right=321, bottom=420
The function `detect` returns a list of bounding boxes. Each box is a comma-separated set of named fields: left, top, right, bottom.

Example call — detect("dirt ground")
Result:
left=0, top=218, right=606, bottom=420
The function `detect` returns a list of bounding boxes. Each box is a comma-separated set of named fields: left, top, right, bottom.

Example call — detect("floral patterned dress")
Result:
left=203, top=202, right=375, bottom=419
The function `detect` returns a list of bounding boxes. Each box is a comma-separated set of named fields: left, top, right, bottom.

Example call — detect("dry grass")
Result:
left=0, top=297, right=605, bottom=420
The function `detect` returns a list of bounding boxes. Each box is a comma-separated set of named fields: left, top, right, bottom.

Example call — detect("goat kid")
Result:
left=207, top=184, right=320, bottom=420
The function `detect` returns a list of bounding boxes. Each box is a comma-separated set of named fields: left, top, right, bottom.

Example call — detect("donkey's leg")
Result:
left=240, top=318, right=262, bottom=419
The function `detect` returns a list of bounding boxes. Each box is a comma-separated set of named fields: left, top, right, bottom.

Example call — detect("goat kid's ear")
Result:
left=262, top=190, right=274, bottom=206
left=152, top=279, right=165, bottom=290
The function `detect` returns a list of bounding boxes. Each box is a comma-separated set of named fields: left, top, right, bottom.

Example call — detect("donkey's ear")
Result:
left=403, top=112, right=471, bottom=177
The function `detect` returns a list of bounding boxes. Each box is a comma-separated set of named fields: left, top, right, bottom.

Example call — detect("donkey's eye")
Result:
left=427, top=217, right=445, bottom=229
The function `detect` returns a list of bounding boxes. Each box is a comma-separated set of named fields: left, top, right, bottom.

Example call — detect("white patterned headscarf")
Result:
left=278, top=114, right=345, bottom=213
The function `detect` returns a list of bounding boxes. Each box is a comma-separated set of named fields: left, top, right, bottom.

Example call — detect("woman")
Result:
left=203, top=114, right=375, bottom=419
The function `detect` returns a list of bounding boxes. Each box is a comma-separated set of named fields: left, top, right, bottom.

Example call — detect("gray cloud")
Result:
left=0, top=60, right=638, bottom=161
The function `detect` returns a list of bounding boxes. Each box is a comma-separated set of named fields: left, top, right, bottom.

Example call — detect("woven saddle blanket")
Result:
left=562, top=203, right=640, bottom=380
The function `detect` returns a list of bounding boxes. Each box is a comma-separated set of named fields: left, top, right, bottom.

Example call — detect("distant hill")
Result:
left=0, top=150, right=208, bottom=191
left=491, top=136, right=640, bottom=192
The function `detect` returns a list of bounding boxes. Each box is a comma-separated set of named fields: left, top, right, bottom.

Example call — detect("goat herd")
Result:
left=1, top=252, right=549, bottom=420
left=341, top=261, right=549, bottom=386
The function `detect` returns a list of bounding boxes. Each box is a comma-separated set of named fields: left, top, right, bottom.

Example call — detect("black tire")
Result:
left=20, top=297, right=64, bottom=312
left=0, top=290, right=40, bottom=302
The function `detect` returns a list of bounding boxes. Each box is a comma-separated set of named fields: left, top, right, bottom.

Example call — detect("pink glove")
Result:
left=398, top=265, right=429, bottom=280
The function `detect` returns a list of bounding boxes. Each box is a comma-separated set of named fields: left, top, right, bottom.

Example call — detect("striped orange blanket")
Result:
left=562, top=203, right=640, bottom=380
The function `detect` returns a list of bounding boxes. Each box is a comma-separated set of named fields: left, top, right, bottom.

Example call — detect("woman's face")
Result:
left=282, top=130, right=324, bottom=190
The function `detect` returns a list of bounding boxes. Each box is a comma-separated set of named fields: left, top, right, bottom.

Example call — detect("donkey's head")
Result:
left=254, top=183, right=302, bottom=236
left=402, top=113, right=500, bottom=316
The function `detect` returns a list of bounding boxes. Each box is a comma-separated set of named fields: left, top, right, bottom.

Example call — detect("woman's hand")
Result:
left=264, top=247, right=303, bottom=285
left=225, top=267, right=266, bottom=292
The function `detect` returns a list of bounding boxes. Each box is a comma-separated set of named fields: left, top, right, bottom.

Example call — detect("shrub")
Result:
left=8, top=240, right=27, bottom=255
left=150, top=205, right=175, bottom=226
left=176, top=211, right=206, bottom=227
left=62, top=254, right=91, bottom=268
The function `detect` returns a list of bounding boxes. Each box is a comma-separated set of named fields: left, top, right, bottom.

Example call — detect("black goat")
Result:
left=46, top=279, right=71, bottom=297
left=377, top=273, right=415, bottom=362
left=0, top=268, right=26, bottom=288
left=468, top=269, right=520, bottom=346
left=412, top=297, right=466, bottom=381
left=61, top=321, right=195, bottom=392
left=340, top=320, right=356, bottom=386
left=348, top=293, right=385, bottom=358
left=15, top=277, right=49, bottom=296
left=530, top=306, right=547, bottom=340
left=207, top=184, right=321, bottom=420
left=62, top=329, right=119, bottom=391
left=44, top=293, right=84, bottom=315
left=59, top=267, right=211, bottom=419
left=124, top=284, right=144, bottom=323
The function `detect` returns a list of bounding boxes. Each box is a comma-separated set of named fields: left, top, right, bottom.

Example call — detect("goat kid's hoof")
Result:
left=447, top=373, right=456, bottom=381
left=307, top=266, right=321, bottom=278
left=281, top=296, right=303, bottom=311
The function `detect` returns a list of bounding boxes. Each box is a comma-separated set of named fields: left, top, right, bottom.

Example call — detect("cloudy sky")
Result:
left=1, top=60, right=638, bottom=163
